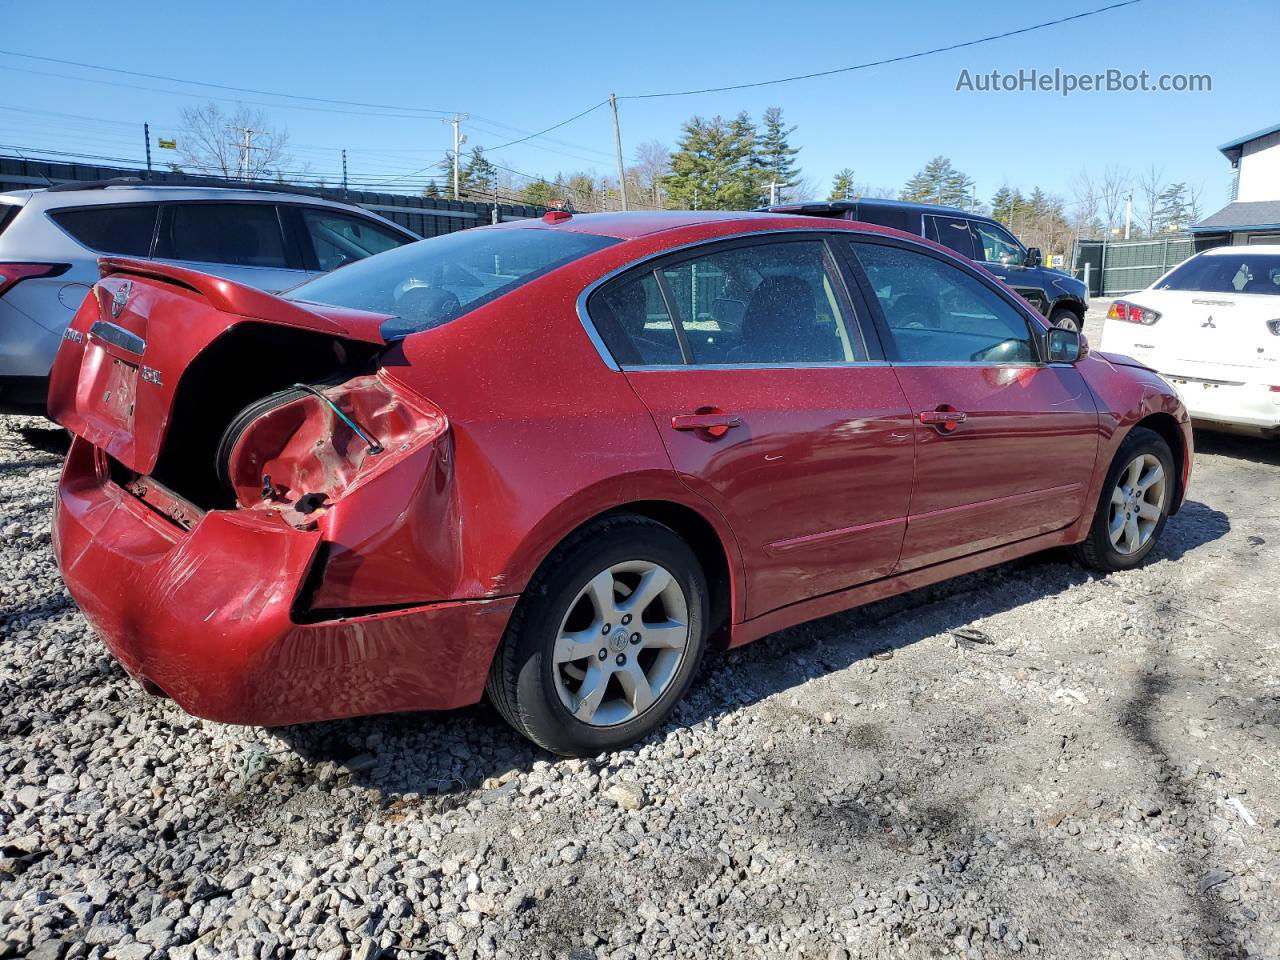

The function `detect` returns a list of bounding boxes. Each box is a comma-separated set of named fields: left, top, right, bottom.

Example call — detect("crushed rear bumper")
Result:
left=53, top=437, right=515, bottom=726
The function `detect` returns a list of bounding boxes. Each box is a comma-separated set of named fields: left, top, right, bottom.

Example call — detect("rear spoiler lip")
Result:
left=96, top=256, right=388, bottom=345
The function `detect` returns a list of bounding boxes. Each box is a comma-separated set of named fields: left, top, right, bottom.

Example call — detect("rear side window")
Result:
left=301, top=209, right=411, bottom=271
left=0, top=203, right=21, bottom=239
left=593, top=272, right=684, bottom=365
left=48, top=204, right=159, bottom=256
left=157, top=203, right=288, bottom=268
left=850, top=241, right=1036, bottom=364
left=925, top=216, right=977, bottom=260
left=286, top=225, right=618, bottom=339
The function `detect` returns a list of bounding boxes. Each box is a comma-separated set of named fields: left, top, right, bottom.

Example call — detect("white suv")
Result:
left=0, top=180, right=418, bottom=413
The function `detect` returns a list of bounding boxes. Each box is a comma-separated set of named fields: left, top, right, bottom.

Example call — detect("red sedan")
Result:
left=49, top=211, right=1191, bottom=756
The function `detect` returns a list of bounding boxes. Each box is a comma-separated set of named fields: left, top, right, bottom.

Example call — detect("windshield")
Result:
left=286, top=226, right=619, bottom=338
left=1156, top=252, right=1280, bottom=296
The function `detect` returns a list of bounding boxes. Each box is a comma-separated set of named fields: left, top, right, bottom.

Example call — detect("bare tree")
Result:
left=1069, top=169, right=1101, bottom=238
left=1137, top=164, right=1166, bottom=237
left=178, top=102, right=291, bottom=181
left=1099, top=164, right=1132, bottom=237
left=631, top=140, right=671, bottom=208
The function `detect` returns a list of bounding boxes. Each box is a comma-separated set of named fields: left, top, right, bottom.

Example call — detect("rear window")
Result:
left=286, top=226, right=619, bottom=339
left=1156, top=253, right=1280, bottom=295
left=156, top=202, right=289, bottom=268
left=48, top=204, right=159, bottom=256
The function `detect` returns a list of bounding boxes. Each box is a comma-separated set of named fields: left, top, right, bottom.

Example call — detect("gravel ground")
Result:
left=1, top=412, right=1277, bottom=960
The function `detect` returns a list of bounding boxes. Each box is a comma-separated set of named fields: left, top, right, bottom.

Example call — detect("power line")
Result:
left=0, top=65, right=453, bottom=122
left=0, top=49, right=456, bottom=115
left=621, top=0, right=1142, bottom=99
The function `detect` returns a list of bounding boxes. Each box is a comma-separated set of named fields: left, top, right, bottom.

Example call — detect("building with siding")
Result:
left=1191, top=123, right=1280, bottom=247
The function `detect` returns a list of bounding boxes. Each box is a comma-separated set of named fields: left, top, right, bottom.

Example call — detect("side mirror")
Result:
left=1045, top=326, right=1084, bottom=363
left=1024, top=247, right=1043, bottom=268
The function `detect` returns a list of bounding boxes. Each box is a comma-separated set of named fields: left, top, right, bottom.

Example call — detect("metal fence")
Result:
left=1072, top=237, right=1195, bottom=298
left=0, top=156, right=553, bottom=237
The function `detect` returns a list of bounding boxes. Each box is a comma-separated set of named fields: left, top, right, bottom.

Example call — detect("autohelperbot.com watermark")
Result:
left=955, top=67, right=1212, bottom=96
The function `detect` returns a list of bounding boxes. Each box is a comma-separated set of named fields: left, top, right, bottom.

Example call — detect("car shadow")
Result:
left=272, top=498, right=1230, bottom=805
left=1192, top=428, right=1280, bottom=466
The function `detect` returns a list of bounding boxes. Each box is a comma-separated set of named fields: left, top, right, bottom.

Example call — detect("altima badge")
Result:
left=110, top=280, right=132, bottom=319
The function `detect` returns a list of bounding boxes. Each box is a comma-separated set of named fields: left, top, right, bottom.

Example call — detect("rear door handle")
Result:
left=670, top=413, right=743, bottom=438
left=918, top=409, right=967, bottom=433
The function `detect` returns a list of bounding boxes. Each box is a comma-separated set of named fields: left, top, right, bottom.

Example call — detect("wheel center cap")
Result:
left=609, top=629, right=629, bottom=653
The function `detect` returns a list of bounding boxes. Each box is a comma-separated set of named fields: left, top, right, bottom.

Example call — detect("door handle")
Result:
left=670, top=413, right=743, bottom=438
left=918, top=408, right=967, bottom=433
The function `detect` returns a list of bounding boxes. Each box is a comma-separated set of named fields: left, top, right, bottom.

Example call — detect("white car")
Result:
left=1100, top=245, right=1280, bottom=438
left=0, top=180, right=418, bottom=414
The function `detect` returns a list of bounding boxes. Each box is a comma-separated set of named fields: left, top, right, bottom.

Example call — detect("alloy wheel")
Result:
left=1107, top=453, right=1167, bottom=555
left=551, top=560, right=690, bottom=727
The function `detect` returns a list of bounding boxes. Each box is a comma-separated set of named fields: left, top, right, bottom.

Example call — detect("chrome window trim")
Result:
left=621, top=361, right=893, bottom=373
left=574, top=227, right=868, bottom=372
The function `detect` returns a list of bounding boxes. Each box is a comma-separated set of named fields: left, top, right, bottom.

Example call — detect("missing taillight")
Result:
left=217, top=375, right=446, bottom=527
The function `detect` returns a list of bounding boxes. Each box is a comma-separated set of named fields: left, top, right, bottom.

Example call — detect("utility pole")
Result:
left=609, top=94, right=628, bottom=211
left=341, top=149, right=348, bottom=193
left=143, top=123, right=152, bottom=178
left=1123, top=191, right=1133, bottom=240
left=764, top=181, right=785, bottom=206
left=236, top=128, right=259, bottom=180
left=441, top=114, right=468, bottom=200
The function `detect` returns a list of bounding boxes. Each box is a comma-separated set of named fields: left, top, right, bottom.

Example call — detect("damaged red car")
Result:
left=50, top=211, right=1191, bottom=755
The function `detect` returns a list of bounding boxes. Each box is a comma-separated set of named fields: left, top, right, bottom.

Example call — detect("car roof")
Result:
left=766, top=197, right=983, bottom=218
left=519, top=210, right=791, bottom=240
left=1198, top=243, right=1280, bottom=255
left=2, top=181, right=387, bottom=215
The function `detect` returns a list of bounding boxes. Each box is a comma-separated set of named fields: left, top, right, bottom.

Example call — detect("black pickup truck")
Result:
left=766, top=198, right=1089, bottom=331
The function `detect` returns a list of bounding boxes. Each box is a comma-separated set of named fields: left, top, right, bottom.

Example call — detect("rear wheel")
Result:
left=1074, top=427, right=1174, bottom=571
left=486, top=515, right=708, bottom=756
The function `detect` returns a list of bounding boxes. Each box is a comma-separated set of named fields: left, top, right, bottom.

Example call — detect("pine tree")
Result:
left=901, top=156, right=975, bottom=208
left=1155, top=182, right=1193, bottom=234
left=829, top=168, right=856, bottom=201
left=663, top=115, right=759, bottom=210
left=463, top=147, right=497, bottom=197
left=757, top=107, right=801, bottom=203
left=421, top=183, right=441, bottom=199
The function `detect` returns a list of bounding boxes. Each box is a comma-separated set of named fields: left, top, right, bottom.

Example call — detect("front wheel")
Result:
left=1074, top=426, right=1174, bottom=571
left=486, top=515, right=708, bottom=756
left=1050, top=308, right=1082, bottom=333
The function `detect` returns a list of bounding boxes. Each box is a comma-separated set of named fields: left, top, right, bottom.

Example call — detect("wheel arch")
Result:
left=513, top=495, right=742, bottom=650
left=1131, top=411, right=1188, bottom=514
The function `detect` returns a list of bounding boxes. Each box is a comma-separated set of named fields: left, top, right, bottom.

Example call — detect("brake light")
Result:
left=0, top=262, right=71, bottom=298
left=1107, top=300, right=1161, bottom=325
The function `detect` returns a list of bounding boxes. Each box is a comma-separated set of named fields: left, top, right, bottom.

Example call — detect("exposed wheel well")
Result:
left=589, top=501, right=735, bottom=649
left=1050, top=301, right=1084, bottom=322
left=1132, top=412, right=1186, bottom=513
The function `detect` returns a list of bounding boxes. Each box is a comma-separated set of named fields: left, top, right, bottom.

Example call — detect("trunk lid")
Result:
left=1117, top=289, right=1280, bottom=382
left=50, top=257, right=388, bottom=478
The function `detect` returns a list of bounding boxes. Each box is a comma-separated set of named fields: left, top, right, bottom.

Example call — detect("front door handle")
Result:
left=919, top=408, right=967, bottom=433
left=670, top=413, right=743, bottom=438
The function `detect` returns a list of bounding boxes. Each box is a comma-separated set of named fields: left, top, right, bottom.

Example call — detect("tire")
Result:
left=1050, top=308, right=1082, bottom=333
left=1074, top=426, right=1175, bottom=571
left=486, top=514, right=709, bottom=756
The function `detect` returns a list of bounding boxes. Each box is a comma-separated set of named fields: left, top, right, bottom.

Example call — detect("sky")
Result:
left=3, top=0, right=1275, bottom=213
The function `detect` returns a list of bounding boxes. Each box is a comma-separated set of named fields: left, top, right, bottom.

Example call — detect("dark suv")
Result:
left=766, top=198, right=1088, bottom=331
